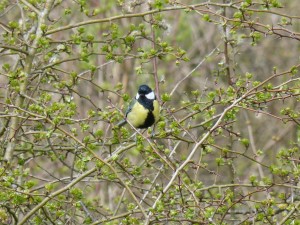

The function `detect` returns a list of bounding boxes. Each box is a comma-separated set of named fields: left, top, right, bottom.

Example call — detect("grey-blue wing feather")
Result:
left=116, top=119, right=126, bottom=127
left=117, top=99, right=136, bottom=127
left=125, top=98, right=136, bottom=116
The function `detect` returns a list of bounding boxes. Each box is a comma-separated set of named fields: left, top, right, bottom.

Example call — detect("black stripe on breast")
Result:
left=137, top=96, right=154, bottom=110
left=137, top=111, right=155, bottom=128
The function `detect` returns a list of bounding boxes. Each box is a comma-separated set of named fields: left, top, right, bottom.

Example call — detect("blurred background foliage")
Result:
left=0, top=0, right=300, bottom=224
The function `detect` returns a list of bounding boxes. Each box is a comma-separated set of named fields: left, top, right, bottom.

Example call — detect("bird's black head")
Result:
left=138, top=85, right=152, bottom=95
left=136, top=84, right=156, bottom=110
left=136, top=84, right=155, bottom=101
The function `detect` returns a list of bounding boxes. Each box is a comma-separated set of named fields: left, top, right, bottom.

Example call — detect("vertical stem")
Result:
left=4, top=55, right=32, bottom=162
left=149, top=11, right=161, bottom=102
left=244, top=112, right=265, bottom=178
left=222, top=2, right=235, bottom=218
left=4, top=0, right=55, bottom=162
left=222, top=1, right=232, bottom=85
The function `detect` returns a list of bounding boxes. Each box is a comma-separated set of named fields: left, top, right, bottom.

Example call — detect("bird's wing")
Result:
left=125, top=98, right=136, bottom=116
left=117, top=98, right=137, bottom=127
left=116, top=119, right=126, bottom=127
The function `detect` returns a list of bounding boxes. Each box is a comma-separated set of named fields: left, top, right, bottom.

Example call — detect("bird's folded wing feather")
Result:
left=117, top=99, right=136, bottom=127
left=125, top=98, right=136, bottom=116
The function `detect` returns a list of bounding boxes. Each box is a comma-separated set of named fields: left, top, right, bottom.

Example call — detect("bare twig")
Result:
left=170, top=43, right=221, bottom=96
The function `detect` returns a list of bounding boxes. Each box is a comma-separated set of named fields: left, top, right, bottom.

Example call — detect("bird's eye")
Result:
left=145, top=91, right=155, bottom=100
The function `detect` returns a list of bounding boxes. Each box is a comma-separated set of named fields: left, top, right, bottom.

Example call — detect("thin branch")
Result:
left=0, top=44, right=28, bottom=55
left=45, top=3, right=209, bottom=35
left=170, top=43, right=221, bottom=96
left=278, top=201, right=300, bottom=225
left=243, top=111, right=265, bottom=178
left=18, top=167, right=97, bottom=225
left=19, top=0, right=40, bottom=15
left=149, top=8, right=161, bottom=102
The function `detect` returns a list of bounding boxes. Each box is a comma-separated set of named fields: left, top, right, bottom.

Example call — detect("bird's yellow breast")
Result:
left=127, top=102, right=149, bottom=128
left=127, top=100, right=159, bottom=128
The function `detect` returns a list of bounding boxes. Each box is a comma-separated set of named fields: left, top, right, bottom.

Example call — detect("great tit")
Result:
left=117, top=84, right=160, bottom=129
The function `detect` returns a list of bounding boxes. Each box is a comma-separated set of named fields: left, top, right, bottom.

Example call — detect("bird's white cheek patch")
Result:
left=135, top=93, right=140, bottom=100
left=146, top=91, right=155, bottom=100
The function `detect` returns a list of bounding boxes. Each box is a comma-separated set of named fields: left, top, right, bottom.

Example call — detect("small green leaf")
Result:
left=240, top=138, right=250, bottom=148
left=70, top=188, right=83, bottom=200
left=161, top=93, right=171, bottom=102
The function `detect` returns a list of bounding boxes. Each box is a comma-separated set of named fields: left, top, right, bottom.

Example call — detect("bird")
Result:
left=117, top=84, right=160, bottom=129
